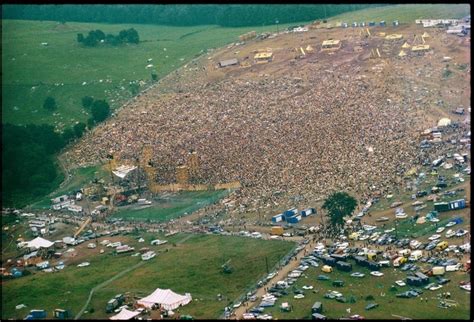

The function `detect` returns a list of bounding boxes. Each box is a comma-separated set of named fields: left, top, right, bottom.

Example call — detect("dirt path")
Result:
left=74, top=260, right=146, bottom=320
left=232, top=239, right=316, bottom=319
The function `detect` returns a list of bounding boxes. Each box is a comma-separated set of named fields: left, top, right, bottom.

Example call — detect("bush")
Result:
left=365, top=295, right=375, bottom=301
left=82, top=96, right=94, bottom=109
left=43, top=96, right=57, bottom=111
left=91, top=100, right=110, bottom=123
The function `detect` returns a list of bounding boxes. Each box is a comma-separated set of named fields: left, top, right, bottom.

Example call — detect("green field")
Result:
left=328, top=4, right=469, bottom=24
left=263, top=263, right=470, bottom=319
left=1, top=233, right=296, bottom=320
left=2, top=19, right=310, bottom=129
left=112, top=190, right=230, bottom=222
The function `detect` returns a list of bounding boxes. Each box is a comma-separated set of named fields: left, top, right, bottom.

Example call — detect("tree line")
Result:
left=2, top=4, right=387, bottom=27
left=77, top=28, right=139, bottom=47
left=2, top=96, right=111, bottom=208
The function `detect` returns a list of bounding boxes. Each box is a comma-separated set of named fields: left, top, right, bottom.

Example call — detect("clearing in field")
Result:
left=112, top=190, right=231, bottom=222
left=1, top=233, right=296, bottom=320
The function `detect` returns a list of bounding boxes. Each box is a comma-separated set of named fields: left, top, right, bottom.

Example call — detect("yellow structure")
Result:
left=176, top=165, right=190, bottom=184
left=398, top=50, right=407, bottom=57
left=321, top=39, right=341, bottom=51
left=422, top=32, right=430, bottom=38
left=411, top=44, right=430, bottom=52
left=305, top=45, right=314, bottom=52
left=271, top=226, right=284, bottom=236
left=385, top=34, right=403, bottom=40
left=401, top=42, right=411, bottom=49
left=378, top=32, right=386, bottom=37
left=74, top=217, right=92, bottom=238
left=254, top=52, right=273, bottom=63
left=187, top=151, right=199, bottom=177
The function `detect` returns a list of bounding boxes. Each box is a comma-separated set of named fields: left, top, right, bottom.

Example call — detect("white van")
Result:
left=408, top=250, right=423, bottom=261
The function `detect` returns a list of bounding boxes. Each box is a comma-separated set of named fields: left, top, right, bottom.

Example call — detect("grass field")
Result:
left=1, top=233, right=295, bottom=320
left=262, top=261, right=470, bottom=319
left=2, top=19, right=311, bottom=129
left=328, top=4, right=469, bottom=24
left=112, top=190, right=230, bottom=222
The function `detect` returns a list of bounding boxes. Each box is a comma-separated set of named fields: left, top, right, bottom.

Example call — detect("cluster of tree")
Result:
left=3, top=4, right=387, bottom=27
left=2, top=121, right=90, bottom=208
left=82, top=96, right=111, bottom=125
left=77, top=28, right=139, bottom=47
left=322, top=191, right=357, bottom=234
left=2, top=124, right=65, bottom=208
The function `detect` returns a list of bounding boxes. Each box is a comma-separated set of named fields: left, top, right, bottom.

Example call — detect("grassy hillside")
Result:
left=328, top=4, right=470, bottom=24
left=2, top=19, right=310, bottom=129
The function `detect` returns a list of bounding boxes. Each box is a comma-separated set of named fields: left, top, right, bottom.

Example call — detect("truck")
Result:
left=271, top=226, right=284, bottom=236
left=408, top=250, right=423, bottom=261
left=432, top=266, right=445, bottom=275
left=105, top=294, right=125, bottom=313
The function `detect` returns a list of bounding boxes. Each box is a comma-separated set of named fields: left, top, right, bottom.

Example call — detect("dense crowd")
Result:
left=66, top=53, right=466, bottom=211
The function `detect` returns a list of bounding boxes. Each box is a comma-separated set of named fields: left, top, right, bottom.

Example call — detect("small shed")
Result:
left=218, top=58, right=239, bottom=68
left=411, top=44, right=430, bottom=52
left=321, top=39, right=341, bottom=51
left=254, top=52, right=273, bottom=63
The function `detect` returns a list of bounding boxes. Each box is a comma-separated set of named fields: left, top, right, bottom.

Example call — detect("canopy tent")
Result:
left=137, top=288, right=192, bottom=310
left=109, top=308, right=140, bottom=320
left=437, top=118, right=452, bottom=127
left=422, top=32, right=430, bottom=38
left=398, top=50, right=407, bottom=57
left=401, top=42, right=411, bottom=48
left=26, top=237, right=54, bottom=249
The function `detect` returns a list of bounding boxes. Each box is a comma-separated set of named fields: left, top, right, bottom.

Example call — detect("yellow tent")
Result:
left=398, top=50, right=407, bottom=57
left=305, top=45, right=314, bottom=52
left=401, top=42, right=411, bottom=49
left=422, top=32, right=430, bottom=38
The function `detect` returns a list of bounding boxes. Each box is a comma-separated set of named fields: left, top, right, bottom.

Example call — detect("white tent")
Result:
left=109, top=308, right=140, bottom=320
left=437, top=117, right=452, bottom=127
left=26, top=237, right=54, bottom=249
left=137, top=288, right=192, bottom=310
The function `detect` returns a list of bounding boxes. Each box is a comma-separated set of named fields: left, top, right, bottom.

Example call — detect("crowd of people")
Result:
left=65, top=43, right=468, bottom=214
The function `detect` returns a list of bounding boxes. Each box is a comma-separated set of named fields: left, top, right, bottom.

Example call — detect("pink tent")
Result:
left=137, top=288, right=192, bottom=310
left=109, top=308, right=140, bottom=320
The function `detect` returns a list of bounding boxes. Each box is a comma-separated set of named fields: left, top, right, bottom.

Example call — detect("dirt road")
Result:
left=231, top=238, right=316, bottom=319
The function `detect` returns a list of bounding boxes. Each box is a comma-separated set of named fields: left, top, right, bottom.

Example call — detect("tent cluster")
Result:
left=137, top=288, right=192, bottom=310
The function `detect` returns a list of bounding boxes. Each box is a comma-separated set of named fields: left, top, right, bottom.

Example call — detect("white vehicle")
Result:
left=436, top=227, right=445, bottom=233
left=362, top=225, right=377, bottom=231
left=428, top=234, right=441, bottom=241
left=293, top=294, right=305, bottom=299
left=395, top=212, right=408, bottom=219
left=459, top=283, right=471, bottom=291
left=446, top=221, right=457, bottom=227
left=100, top=239, right=110, bottom=246
left=351, top=272, right=365, bottom=278
left=87, top=243, right=96, bottom=249
left=445, top=229, right=456, bottom=238
left=150, top=239, right=168, bottom=246
left=251, top=232, right=262, bottom=239
left=384, top=228, right=395, bottom=233
left=107, top=242, right=121, bottom=248
left=429, top=284, right=443, bottom=291
left=141, top=251, right=156, bottom=261
left=395, top=280, right=406, bottom=287
left=410, top=240, right=422, bottom=249
left=233, top=302, right=242, bottom=308
left=302, top=285, right=314, bottom=290
left=445, top=264, right=462, bottom=272
left=359, top=235, right=369, bottom=241
left=77, top=262, right=90, bottom=267
left=267, top=272, right=277, bottom=280
left=370, top=271, right=384, bottom=277
left=455, top=229, right=468, bottom=237
left=409, top=250, right=423, bottom=261
left=282, top=232, right=293, bottom=237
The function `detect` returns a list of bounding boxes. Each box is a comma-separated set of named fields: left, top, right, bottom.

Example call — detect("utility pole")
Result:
left=276, top=19, right=279, bottom=33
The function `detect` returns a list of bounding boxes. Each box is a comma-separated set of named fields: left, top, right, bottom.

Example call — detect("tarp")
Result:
left=26, top=237, right=54, bottom=249
left=137, top=288, right=192, bottom=310
left=112, top=165, right=137, bottom=179
left=109, top=308, right=140, bottom=320
left=437, top=118, right=452, bottom=127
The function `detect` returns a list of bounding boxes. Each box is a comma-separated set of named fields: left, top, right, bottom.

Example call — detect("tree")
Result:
left=73, top=122, right=87, bottom=138
left=43, top=96, right=57, bottom=111
left=126, top=28, right=139, bottom=44
left=77, top=33, right=84, bottom=43
left=91, top=99, right=110, bottom=122
left=87, top=117, right=96, bottom=129
left=82, top=96, right=94, bottom=109
left=62, top=128, right=76, bottom=143
left=322, top=191, right=357, bottom=230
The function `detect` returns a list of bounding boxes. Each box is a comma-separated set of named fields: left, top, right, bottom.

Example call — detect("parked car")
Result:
left=365, top=303, right=379, bottom=310
left=455, top=229, right=468, bottom=237
left=370, top=271, right=384, bottom=277
left=395, top=280, right=406, bottom=287
left=351, top=272, right=365, bottom=278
